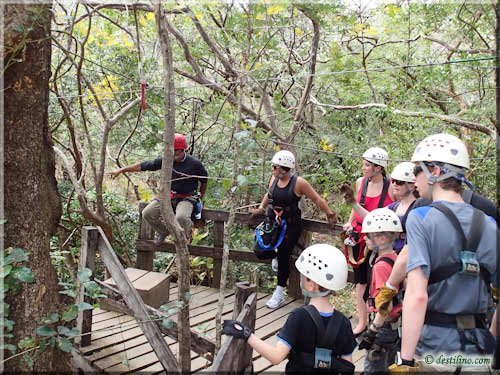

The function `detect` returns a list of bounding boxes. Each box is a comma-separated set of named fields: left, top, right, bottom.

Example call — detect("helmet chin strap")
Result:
left=300, top=275, right=330, bottom=298
left=419, top=161, right=467, bottom=196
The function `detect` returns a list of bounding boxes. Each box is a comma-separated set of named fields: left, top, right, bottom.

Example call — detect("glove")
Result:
left=221, top=320, right=252, bottom=340
left=388, top=361, right=420, bottom=373
left=492, top=286, right=498, bottom=303
left=358, top=326, right=378, bottom=350
left=375, top=285, right=398, bottom=317
left=327, top=211, right=337, bottom=226
left=340, top=182, right=356, bottom=205
left=250, top=206, right=265, bottom=219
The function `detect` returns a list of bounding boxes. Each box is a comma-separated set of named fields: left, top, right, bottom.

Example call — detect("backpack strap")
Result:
left=378, top=177, right=390, bottom=208
left=267, top=177, right=279, bottom=204
left=359, top=178, right=369, bottom=208
left=303, top=305, right=343, bottom=349
left=462, top=189, right=473, bottom=204
left=428, top=203, right=487, bottom=285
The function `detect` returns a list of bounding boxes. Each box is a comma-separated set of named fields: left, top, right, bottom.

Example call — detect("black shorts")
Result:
left=352, top=244, right=371, bottom=285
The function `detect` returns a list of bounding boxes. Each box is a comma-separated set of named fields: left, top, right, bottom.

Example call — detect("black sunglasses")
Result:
left=391, top=179, right=406, bottom=186
left=413, top=163, right=434, bottom=176
left=272, top=165, right=290, bottom=172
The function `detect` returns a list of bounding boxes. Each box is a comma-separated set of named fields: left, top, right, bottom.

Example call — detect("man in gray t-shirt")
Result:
left=390, top=133, right=498, bottom=372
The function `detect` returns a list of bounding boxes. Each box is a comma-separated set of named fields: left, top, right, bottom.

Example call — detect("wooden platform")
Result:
left=80, top=284, right=365, bottom=373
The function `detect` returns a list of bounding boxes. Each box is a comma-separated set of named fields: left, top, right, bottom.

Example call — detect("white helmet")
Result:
left=362, top=208, right=402, bottom=233
left=363, top=147, right=388, bottom=168
left=272, top=150, right=295, bottom=169
left=411, top=133, right=469, bottom=169
left=295, top=244, right=348, bottom=291
left=391, top=162, right=415, bottom=183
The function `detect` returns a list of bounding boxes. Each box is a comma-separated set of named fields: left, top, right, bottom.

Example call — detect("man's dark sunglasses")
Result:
left=272, top=164, right=290, bottom=172
left=391, top=179, right=406, bottom=186
left=413, top=163, right=434, bottom=176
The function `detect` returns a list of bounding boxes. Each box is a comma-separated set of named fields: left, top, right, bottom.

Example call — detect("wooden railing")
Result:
left=135, top=203, right=344, bottom=299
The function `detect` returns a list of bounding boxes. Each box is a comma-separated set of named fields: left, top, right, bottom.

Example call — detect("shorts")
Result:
left=352, top=244, right=371, bottom=285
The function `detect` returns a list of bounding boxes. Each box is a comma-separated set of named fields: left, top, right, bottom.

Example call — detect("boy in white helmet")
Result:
left=390, top=133, right=498, bottom=372
left=251, top=150, right=337, bottom=309
left=357, top=208, right=403, bottom=373
left=222, top=244, right=357, bottom=373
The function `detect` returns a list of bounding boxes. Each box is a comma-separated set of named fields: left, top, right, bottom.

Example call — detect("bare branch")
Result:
left=314, top=102, right=495, bottom=138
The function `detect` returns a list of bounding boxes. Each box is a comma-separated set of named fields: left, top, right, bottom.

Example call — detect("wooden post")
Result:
left=209, top=292, right=257, bottom=373
left=212, top=221, right=224, bottom=288
left=137, top=202, right=154, bottom=271
left=75, top=227, right=98, bottom=347
left=232, top=282, right=257, bottom=372
left=96, top=227, right=180, bottom=372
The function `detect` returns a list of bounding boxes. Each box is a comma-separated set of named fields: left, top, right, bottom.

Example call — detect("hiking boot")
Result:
left=271, top=258, right=278, bottom=272
left=153, top=233, right=167, bottom=246
left=266, top=287, right=285, bottom=309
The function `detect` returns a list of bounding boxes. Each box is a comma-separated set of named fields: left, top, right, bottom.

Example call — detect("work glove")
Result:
left=358, top=326, right=378, bottom=350
left=388, top=361, right=420, bottom=373
left=327, top=211, right=338, bottom=226
left=492, top=286, right=498, bottom=303
left=375, top=285, right=398, bottom=317
left=249, top=206, right=266, bottom=219
left=340, top=182, right=356, bottom=205
left=221, top=320, right=252, bottom=340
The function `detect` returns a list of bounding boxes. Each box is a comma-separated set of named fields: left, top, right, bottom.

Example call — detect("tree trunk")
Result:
left=4, top=3, right=71, bottom=371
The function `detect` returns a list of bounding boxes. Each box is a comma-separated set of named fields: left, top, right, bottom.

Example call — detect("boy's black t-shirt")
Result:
left=277, top=307, right=357, bottom=374
left=140, top=154, right=208, bottom=194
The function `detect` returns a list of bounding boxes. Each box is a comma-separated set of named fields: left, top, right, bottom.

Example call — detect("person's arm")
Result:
left=400, top=266, right=428, bottom=361
left=250, top=178, right=273, bottom=216
left=247, top=334, right=290, bottom=365
left=296, top=177, right=336, bottom=223
left=387, top=245, right=408, bottom=287
left=110, top=162, right=142, bottom=178
left=199, top=182, right=207, bottom=199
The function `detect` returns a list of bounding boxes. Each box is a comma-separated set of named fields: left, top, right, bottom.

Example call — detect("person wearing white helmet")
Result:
left=342, top=146, right=394, bottom=337
left=222, top=244, right=357, bottom=373
left=386, top=162, right=418, bottom=253
left=357, top=208, right=403, bottom=373
left=389, top=133, right=497, bottom=372
left=250, top=150, right=337, bottom=309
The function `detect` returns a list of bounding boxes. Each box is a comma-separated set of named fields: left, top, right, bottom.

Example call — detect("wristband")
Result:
left=385, top=281, right=397, bottom=291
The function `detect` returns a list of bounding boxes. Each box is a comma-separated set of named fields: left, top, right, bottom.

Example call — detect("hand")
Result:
left=249, top=206, right=265, bottom=219
left=358, top=327, right=378, bottom=350
left=110, top=169, right=121, bottom=179
left=340, top=182, right=356, bottom=205
left=327, top=211, right=337, bottom=226
left=375, top=285, right=398, bottom=317
left=492, top=286, right=498, bottom=303
left=221, top=320, right=252, bottom=340
left=388, top=361, right=420, bottom=373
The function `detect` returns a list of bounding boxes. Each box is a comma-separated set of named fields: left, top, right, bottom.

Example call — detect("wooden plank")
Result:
left=201, top=209, right=342, bottom=236
left=136, top=240, right=272, bottom=264
left=76, top=227, right=98, bottom=347
left=71, top=348, right=104, bottom=373
left=87, top=326, right=146, bottom=362
left=96, top=227, right=179, bottom=372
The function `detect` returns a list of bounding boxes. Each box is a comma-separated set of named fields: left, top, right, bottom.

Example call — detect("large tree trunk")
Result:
left=4, top=3, right=71, bottom=371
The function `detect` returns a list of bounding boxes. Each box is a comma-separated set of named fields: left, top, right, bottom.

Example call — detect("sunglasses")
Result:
left=366, top=233, right=386, bottom=240
left=272, top=165, right=290, bottom=172
left=391, top=179, right=406, bottom=186
left=413, top=162, right=434, bottom=176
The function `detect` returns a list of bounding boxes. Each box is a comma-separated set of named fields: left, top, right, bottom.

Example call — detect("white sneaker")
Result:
left=271, top=258, right=278, bottom=272
left=266, top=288, right=285, bottom=309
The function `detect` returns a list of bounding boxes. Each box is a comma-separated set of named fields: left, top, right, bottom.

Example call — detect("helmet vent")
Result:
left=451, top=149, right=458, bottom=155
left=326, top=274, right=333, bottom=281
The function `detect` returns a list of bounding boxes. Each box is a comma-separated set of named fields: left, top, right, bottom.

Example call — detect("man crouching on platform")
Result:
left=110, top=133, right=208, bottom=244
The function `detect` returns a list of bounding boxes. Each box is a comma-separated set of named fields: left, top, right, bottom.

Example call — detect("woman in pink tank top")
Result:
left=343, top=147, right=394, bottom=336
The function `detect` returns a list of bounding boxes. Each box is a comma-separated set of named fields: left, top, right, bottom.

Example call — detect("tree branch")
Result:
left=314, top=102, right=495, bottom=138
